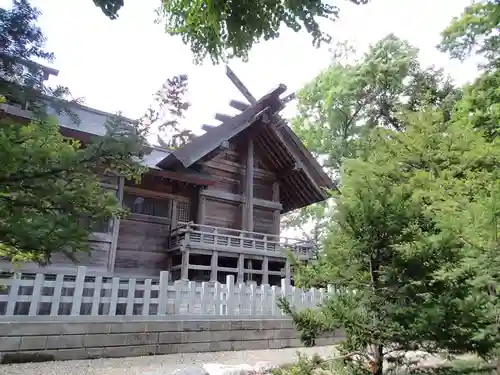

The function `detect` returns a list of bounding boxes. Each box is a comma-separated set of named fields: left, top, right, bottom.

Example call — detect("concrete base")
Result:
left=0, top=316, right=342, bottom=363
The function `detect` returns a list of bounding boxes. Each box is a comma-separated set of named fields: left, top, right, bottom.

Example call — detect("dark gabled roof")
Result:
left=156, top=85, right=336, bottom=213
left=157, top=85, right=286, bottom=169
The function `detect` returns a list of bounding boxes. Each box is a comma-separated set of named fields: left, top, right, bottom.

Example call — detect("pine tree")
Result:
left=281, top=109, right=500, bottom=375
left=0, top=0, right=148, bottom=264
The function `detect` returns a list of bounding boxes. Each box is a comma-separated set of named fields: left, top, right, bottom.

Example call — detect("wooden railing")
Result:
left=169, top=222, right=314, bottom=258
left=0, top=266, right=333, bottom=317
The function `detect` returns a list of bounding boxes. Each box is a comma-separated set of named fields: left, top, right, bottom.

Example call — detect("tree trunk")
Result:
left=370, top=344, right=384, bottom=375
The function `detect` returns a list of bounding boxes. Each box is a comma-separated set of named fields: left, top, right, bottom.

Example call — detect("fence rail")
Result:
left=0, top=266, right=333, bottom=318
left=170, top=222, right=314, bottom=257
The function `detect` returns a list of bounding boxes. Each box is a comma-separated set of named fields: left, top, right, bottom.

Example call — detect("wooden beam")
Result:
left=204, top=160, right=276, bottom=180
left=124, top=185, right=191, bottom=203
left=201, top=189, right=243, bottom=203
left=278, top=162, right=304, bottom=179
left=146, top=169, right=215, bottom=187
left=214, top=113, right=234, bottom=123
left=225, top=65, right=256, bottom=104
left=254, top=198, right=282, bottom=211
left=268, top=119, right=326, bottom=198
left=281, top=92, right=296, bottom=105
left=229, top=99, right=250, bottom=112
left=201, top=124, right=217, bottom=132
left=219, top=140, right=230, bottom=150
left=200, top=189, right=282, bottom=210
left=230, top=93, right=293, bottom=113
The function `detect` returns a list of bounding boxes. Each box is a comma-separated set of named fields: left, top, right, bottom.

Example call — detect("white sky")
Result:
left=0, top=0, right=481, bottom=240
left=7, top=0, right=478, bottom=136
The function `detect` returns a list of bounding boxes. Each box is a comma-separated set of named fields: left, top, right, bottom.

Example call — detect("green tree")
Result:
left=439, top=0, right=500, bottom=140
left=91, top=0, right=369, bottom=63
left=282, top=35, right=461, bottom=246
left=142, top=74, right=196, bottom=149
left=0, top=0, right=75, bottom=116
left=439, top=0, right=499, bottom=69
left=0, top=0, right=149, bottom=265
left=281, top=109, right=500, bottom=375
left=281, top=3, right=500, bottom=374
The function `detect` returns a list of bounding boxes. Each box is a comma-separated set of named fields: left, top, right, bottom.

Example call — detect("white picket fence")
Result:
left=0, top=266, right=333, bottom=317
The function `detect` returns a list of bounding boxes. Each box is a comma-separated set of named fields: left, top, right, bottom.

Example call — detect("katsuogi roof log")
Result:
left=156, top=66, right=335, bottom=212
left=156, top=84, right=287, bottom=169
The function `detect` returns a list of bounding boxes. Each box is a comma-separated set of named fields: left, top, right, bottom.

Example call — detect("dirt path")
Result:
left=0, top=346, right=338, bottom=375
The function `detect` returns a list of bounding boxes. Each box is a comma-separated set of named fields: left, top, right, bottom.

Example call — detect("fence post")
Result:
left=260, top=283, right=269, bottom=316
left=174, top=280, right=183, bottom=314
left=5, top=273, right=21, bottom=316
left=158, top=271, right=170, bottom=315
left=201, top=282, right=209, bottom=314
left=311, top=287, right=319, bottom=308
left=214, top=282, right=221, bottom=315
left=270, top=285, right=278, bottom=316
left=249, top=283, right=256, bottom=316
left=319, top=287, right=326, bottom=304
left=71, top=266, right=87, bottom=316
left=291, top=286, right=300, bottom=312
left=226, top=274, right=235, bottom=316
left=142, top=279, right=152, bottom=316
left=109, top=277, right=120, bottom=316
left=28, top=273, right=44, bottom=316
left=187, top=281, right=196, bottom=314
left=50, top=274, right=64, bottom=316
left=91, top=276, right=103, bottom=316
left=125, top=278, right=136, bottom=316
left=280, top=278, right=291, bottom=316
left=327, top=284, right=335, bottom=297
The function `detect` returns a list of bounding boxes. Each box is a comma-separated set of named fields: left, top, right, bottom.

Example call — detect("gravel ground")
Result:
left=0, top=345, right=338, bottom=375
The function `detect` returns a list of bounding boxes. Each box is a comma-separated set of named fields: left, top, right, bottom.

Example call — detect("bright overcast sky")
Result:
left=7, top=0, right=479, bottom=135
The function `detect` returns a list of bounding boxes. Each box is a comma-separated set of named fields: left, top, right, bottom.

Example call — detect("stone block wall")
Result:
left=0, top=317, right=341, bottom=363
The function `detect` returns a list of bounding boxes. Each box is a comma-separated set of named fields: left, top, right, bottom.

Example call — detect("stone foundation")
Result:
left=0, top=316, right=342, bottom=363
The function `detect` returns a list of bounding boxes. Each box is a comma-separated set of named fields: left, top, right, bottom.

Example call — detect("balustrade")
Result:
left=169, top=222, right=314, bottom=259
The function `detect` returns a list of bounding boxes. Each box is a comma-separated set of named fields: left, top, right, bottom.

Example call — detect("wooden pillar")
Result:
left=171, top=201, right=178, bottom=229
left=166, top=257, right=172, bottom=273
left=285, top=259, right=291, bottom=283
left=237, top=253, right=245, bottom=283
left=181, top=250, right=190, bottom=280
left=197, top=191, right=206, bottom=225
left=272, top=182, right=280, bottom=236
left=262, top=256, right=269, bottom=285
left=108, top=176, right=124, bottom=272
left=272, top=182, right=280, bottom=202
left=245, top=140, right=254, bottom=231
left=211, top=251, right=218, bottom=282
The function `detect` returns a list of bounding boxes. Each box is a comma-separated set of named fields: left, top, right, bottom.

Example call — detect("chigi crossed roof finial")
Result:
left=157, top=64, right=335, bottom=212
left=201, top=65, right=297, bottom=132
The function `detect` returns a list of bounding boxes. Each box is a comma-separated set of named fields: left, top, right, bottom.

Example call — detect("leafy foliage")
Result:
left=0, top=116, right=147, bottom=264
left=0, top=0, right=149, bottom=264
left=0, top=0, right=77, bottom=117
left=140, top=74, right=195, bottom=149
left=439, top=0, right=500, bottom=140
left=282, top=35, right=461, bottom=245
left=282, top=3, right=500, bottom=373
left=90, top=0, right=369, bottom=64
left=282, top=110, right=500, bottom=375
left=438, top=0, right=500, bottom=69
